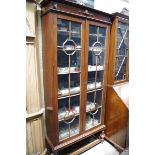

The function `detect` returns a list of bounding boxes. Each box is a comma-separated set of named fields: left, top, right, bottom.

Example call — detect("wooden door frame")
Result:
left=107, top=16, right=129, bottom=85
left=54, top=13, right=86, bottom=144
left=83, top=20, right=110, bottom=132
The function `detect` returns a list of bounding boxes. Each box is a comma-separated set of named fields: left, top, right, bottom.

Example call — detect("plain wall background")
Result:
left=95, top=0, right=129, bottom=13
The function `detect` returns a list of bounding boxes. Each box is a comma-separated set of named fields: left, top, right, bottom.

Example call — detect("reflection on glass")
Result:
left=87, top=70, right=104, bottom=90
left=58, top=50, right=69, bottom=68
left=58, top=95, right=80, bottom=141
left=58, top=50, right=81, bottom=74
left=58, top=19, right=69, bottom=31
left=70, top=73, right=80, bottom=94
left=124, top=31, right=129, bottom=48
left=58, top=98, right=69, bottom=120
left=87, top=72, right=95, bottom=84
left=89, top=25, right=97, bottom=34
left=57, top=19, right=81, bottom=74
left=70, top=50, right=81, bottom=68
left=58, top=31, right=69, bottom=46
left=70, top=117, right=79, bottom=136
left=98, top=52, right=104, bottom=66
left=115, top=22, right=129, bottom=81
left=59, top=116, right=79, bottom=141
left=71, top=22, right=81, bottom=33
left=99, top=28, right=106, bottom=37
left=99, top=37, right=105, bottom=47
left=58, top=74, right=68, bottom=95
left=95, top=108, right=101, bottom=123
left=85, top=108, right=101, bottom=130
left=59, top=117, right=79, bottom=141
left=89, top=35, right=97, bottom=47
left=59, top=122, right=69, bottom=141
left=88, top=52, right=104, bottom=71
left=120, top=42, right=127, bottom=55
left=95, top=90, right=103, bottom=106
left=58, top=74, right=81, bottom=96
left=88, top=51, right=96, bottom=66
left=119, top=22, right=127, bottom=36
left=86, top=90, right=103, bottom=113
left=70, top=95, right=80, bottom=114
left=97, top=71, right=104, bottom=83
left=58, top=96, right=80, bottom=120
left=86, top=92, right=98, bottom=112
left=115, top=55, right=127, bottom=80
left=71, top=33, right=81, bottom=47
left=87, top=26, right=106, bottom=88
left=57, top=76, right=67, bottom=90
left=117, top=31, right=122, bottom=48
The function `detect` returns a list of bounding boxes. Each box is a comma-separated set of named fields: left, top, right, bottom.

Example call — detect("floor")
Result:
left=49, top=135, right=129, bottom=155
left=82, top=140, right=120, bottom=155
left=120, top=148, right=129, bottom=155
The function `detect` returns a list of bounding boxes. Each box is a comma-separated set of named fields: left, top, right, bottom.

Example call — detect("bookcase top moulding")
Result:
left=41, top=0, right=112, bottom=15
left=40, top=0, right=113, bottom=23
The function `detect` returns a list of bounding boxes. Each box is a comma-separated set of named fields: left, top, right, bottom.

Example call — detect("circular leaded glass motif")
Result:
left=63, top=110, right=76, bottom=124
left=63, top=39, right=77, bottom=55
left=92, top=42, right=103, bottom=55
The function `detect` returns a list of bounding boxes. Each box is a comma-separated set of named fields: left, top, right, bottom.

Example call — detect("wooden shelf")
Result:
left=58, top=112, right=79, bottom=122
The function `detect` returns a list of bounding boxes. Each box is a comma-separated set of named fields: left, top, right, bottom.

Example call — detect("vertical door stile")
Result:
left=102, top=25, right=110, bottom=125
left=107, top=18, right=118, bottom=85
left=80, top=20, right=87, bottom=133
left=52, top=13, right=59, bottom=145
left=84, top=20, right=89, bottom=132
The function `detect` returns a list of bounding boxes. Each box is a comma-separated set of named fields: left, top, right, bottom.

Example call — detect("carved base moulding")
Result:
left=46, top=125, right=106, bottom=152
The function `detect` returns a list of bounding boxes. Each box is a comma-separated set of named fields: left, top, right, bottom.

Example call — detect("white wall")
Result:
left=94, top=0, right=129, bottom=14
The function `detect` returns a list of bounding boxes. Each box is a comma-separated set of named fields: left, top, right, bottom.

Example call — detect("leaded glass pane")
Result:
left=89, top=35, right=97, bottom=47
left=71, top=33, right=81, bottom=47
left=58, top=31, right=69, bottom=46
left=59, top=122, right=69, bottom=141
left=85, top=25, right=106, bottom=130
left=71, top=22, right=81, bottom=33
left=90, top=25, right=97, bottom=34
left=70, top=50, right=81, bottom=68
left=58, top=19, right=69, bottom=31
left=57, top=18, right=82, bottom=141
left=70, top=117, right=79, bottom=136
left=115, top=21, right=129, bottom=81
left=86, top=108, right=101, bottom=130
left=58, top=50, right=69, bottom=68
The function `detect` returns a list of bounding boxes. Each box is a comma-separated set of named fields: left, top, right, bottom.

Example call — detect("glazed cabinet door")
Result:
left=85, top=22, right=108, bottom=131
left=114, top=20, right=129, bottom=82
left=56, top=15, right=84, bottom=142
